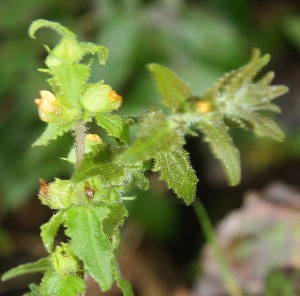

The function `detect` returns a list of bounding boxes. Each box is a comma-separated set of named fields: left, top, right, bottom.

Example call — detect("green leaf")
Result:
left=65, top=206, right=113, bottom=291
left=44, top=273, right=85, bottom=296
left=79, top=42, right=109, bottom=66
left=29, top=19, right=76, bottom=40
left=198, top=120, right=241, bottom=186
left=153, top=147, right=198, bottom=205
left=41, top=210, right=65, bottom=253
left=103, top=202, right=128, bottom=238
left=72, top=144, right=124, bottom=183
left=237, top=111, right=285, bottom=142
left=121, top=165, right=149, bottom=192
left=32, top=122, right=72, bottom=147
left=113, top=259, right=134, bottom=296
left=50, top=64, right=89, bottom=109
left=23, top=284, right=41, bottom=296
left=1, top=257, right=51, bottom=281
left=115, top=110, right=184, bottom=164
left=147, top=64, right=192, bottom=112
left=94, top=113, right=134, bottom=143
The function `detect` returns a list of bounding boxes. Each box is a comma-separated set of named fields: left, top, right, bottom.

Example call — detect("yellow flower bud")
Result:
left=195, top=101, right=211, bottom=114
left=109, top=90, right=123, bottom=105
left=85, top=134, right=103, bottom=144
left=35, top=90, right=60, bottom=122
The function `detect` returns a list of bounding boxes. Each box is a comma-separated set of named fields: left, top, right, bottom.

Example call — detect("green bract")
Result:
left=1, top=19, right=288, bottom=296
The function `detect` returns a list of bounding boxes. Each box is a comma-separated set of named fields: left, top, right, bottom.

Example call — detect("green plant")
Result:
left=1, top=19, right=288, bottom=295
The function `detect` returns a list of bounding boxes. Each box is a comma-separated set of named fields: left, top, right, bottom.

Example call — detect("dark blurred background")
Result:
left=1, top=0, right=300, bottom=295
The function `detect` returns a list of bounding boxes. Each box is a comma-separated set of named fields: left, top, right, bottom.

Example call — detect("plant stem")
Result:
left=74, top=119, right=86, bottom=167
left=193, top=200, right=243, bottom=296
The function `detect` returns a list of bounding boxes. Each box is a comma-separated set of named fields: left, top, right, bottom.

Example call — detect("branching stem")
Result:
left=74, top=118, right=86, bottom=167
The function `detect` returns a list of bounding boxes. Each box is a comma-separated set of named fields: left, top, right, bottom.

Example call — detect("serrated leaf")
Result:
left=112, top=259, right=134, bottom=296
left=122, top=166, right=149, bottom=192
left=44, top=273, right=85, bottom=296
left=243, top=112, right=285, bottom=142
left=32, top=122, right=72, bottom=147
left=147, top=63, right=192, bottom=112
left=153, top=147, right=198, bottom=205
left=29, top=19, right=76, bottom=40
left=103, top=202, right=128, bottom=238
left=198, top=120, right=241, bottom=186
left=65, top=206, right=113, bottom=291
left=79, top=42, right=109, bottom=66
left=1, top=257, right=51, bottom=281
left=72, top=144, right=124, bottom=183
left=41, top=210, right=65, bottom=253
left=115, top=110, right=184, bottom=164
left=51, top=64, right=89, bottom=109
left=94, top=113, right=134, bottom=143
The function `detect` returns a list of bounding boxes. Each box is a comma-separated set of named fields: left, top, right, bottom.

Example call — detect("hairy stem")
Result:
left=193, top=200, right=243, bottom=296
left=74, top=119, right=86, bottom=167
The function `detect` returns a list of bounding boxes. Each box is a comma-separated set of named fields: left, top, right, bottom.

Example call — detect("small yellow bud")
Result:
left=109, top=90, right=123, bottom=105
left=35, top=90, right=60, bottom=122
left=195, top=101, right=211, bottom=114
left=85, top=134, right=102, bottom=144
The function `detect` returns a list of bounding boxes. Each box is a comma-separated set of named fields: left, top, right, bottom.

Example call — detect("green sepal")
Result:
left=38, top=179, right=88, bottom=210
left=94, top=113, right=134, bottom=143
left=80, top=83, right=122, bottom=113
left=72, top=144, right=124, bottom=183
left=42, top=273, right=85, bottom=296
left=1, top=257, right=51, bottom=281
left=115, top=109, right=184, bottom=164
left=153, top=146, right=198, bottom=205
left=29, top=19, right=76, bottom=40
left=41, top=210, right=65, bottom=253
left=147, top=64, right=192, bottom=112
left=32, top=122, right=73, bottom=147
left=197, top=120, right=241, bottom=186
left=50, top=64, right=90, bottom=110
left=65, top=206, right=113, bottom=291
left=52, top=243, right=81, bottom=276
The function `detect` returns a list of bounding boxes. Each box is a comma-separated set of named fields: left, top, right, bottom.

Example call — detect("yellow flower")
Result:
left=195, top=101, right=211, bottom=114
left=109, top=89, right=123, bottom=105
left=35, top=90, right=60, bottom=122
left=85, top=134, right=103, bottom=144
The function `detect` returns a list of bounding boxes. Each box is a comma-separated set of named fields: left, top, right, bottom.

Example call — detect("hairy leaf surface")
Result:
left=115, top=110, right=184, bottom=164
left=95, top=113, right=134, bottom=143
left=44, top=273, right=85, bottom=296
left=1, top=258, right=51, bottom=281
left=153, top=147, right=198, bottom=205
left=29, top=19, right=76, bottom=40
left=198, top=120, right=241, bottom=186
left=32, top=123, right=72, bottom=147
left=72, top=144, right=124, bottom=183
left=147, top=64, right=192, bottom=112
left=65, top=206, right=113, bottom=291
left=41, top=210, right=65, bottom=253
left=51, top=64, right=89, bottom=109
